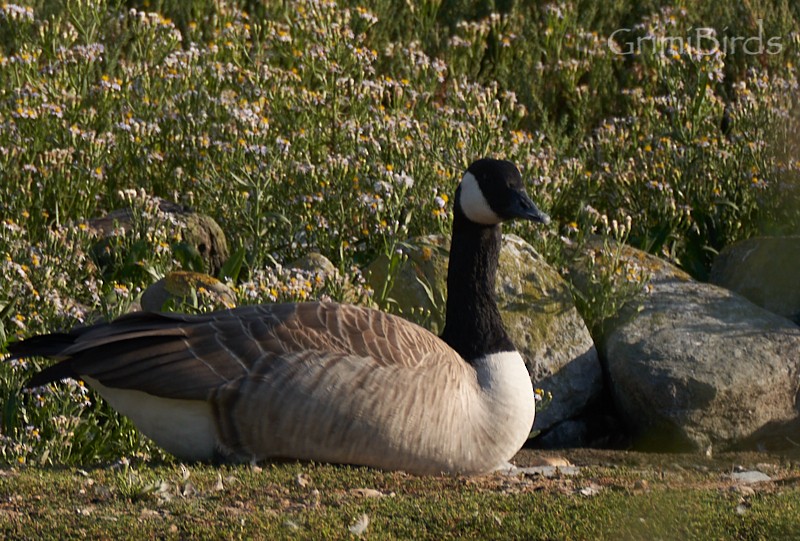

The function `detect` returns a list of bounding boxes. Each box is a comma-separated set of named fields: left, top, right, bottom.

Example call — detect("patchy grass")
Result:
left=2, top=449, right=800, bottom=539
left=1, top=7, right=799, bottom=534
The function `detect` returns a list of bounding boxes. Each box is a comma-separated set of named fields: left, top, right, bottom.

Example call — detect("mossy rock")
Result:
left=365, top=235, right=450, bottom=333
left=90, top=197, right=229, bottom=276
left=496, top=236, right=602, bottom=435
left=179, top=213, right=229, bottom=276
left=289, top=252, right=338, bottom=276
left=141, top=271, right=236, bottom=312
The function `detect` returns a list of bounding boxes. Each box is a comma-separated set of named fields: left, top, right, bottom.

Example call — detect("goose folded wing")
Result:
left=18, top=302, right=461, bottom=401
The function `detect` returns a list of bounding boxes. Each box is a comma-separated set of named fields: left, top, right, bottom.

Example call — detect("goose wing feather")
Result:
left=36, top=301, right=463, bottom=400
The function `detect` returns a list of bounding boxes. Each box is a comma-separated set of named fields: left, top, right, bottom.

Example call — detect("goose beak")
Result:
left=509, top=191, right=551, bottom=225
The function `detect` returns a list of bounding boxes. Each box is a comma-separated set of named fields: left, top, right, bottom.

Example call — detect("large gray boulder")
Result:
left=496, top=236, right=602, bottom=438
left=710, top=236, right=800, bottom=324
left=366, top=234, right=602, bottom=443
left=599, top=244, right=800, bottom=452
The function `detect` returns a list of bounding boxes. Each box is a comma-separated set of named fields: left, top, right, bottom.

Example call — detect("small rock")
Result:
left=755, top=463, right=780, bottom=474
left=349, top=513, right=369, bottom=536
left=735, top=501, right=751, bottom=515
left=511, top=465, right=581, bottom=477
left=141, top=271, right=236, bottom=311
left=309, top=489, right=321, bottom=508
left=731, top=471, right=771, bottom=484
left=578, top=484, right=602, bottom=497
left=290, top=252, right=337, bottom=276
left=633, top=479, right=649, bottom=492
left=140, top=508, right=161, bottom=519
left=295, top=473, right=311, bottom=488
left=527, top=456, right=573, bottom=467
left=350, top=488, right=385, bottom=498
left=156, top=481, right=173, bottom=501
left=730, top=485, right=756, bottom=497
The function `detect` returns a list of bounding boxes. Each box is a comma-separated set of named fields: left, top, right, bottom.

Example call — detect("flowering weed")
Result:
left=0, top=0, right=798, bottom=464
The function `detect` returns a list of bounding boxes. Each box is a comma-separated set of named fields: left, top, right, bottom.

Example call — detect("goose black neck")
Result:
left=440, top=210, right=514, bottom=363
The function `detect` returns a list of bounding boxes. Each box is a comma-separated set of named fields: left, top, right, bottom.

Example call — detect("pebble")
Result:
left=730, top=471, right=771, bottom=484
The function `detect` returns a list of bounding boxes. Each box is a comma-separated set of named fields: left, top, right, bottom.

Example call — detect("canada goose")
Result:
left=9, top=158, right=550, bottom=475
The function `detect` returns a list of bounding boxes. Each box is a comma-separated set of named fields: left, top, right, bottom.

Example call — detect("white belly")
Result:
left=85, top=376, right=218, bottom=461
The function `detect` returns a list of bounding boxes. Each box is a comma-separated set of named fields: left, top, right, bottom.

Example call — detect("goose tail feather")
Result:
left=7, top=333, right=79, bottom=388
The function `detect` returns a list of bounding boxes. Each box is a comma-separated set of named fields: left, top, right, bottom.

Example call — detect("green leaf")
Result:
left=171, top=242, right=205, bottom=273
left=218, top=246, right=246, bottom=282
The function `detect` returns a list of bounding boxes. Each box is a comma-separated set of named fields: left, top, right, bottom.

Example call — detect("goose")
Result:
left=8, top=158, right=550, bottom=476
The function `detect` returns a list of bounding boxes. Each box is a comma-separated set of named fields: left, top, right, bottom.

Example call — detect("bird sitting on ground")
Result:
left=8, top=158, right=550, bottom=476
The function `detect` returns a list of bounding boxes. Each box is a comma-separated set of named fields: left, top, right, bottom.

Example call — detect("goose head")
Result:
left=441, top=158, right=550, bottom=362
left=456, top=158, right=551, bottom=226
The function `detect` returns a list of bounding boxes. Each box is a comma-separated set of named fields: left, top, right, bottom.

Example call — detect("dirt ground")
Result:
left=517, top=447, right=800, bottom=469
left=506, top=446, right=800, bottom=493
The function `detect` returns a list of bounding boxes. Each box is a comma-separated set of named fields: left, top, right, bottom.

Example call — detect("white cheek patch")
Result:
left=459, top=172, right=501, bottom=225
